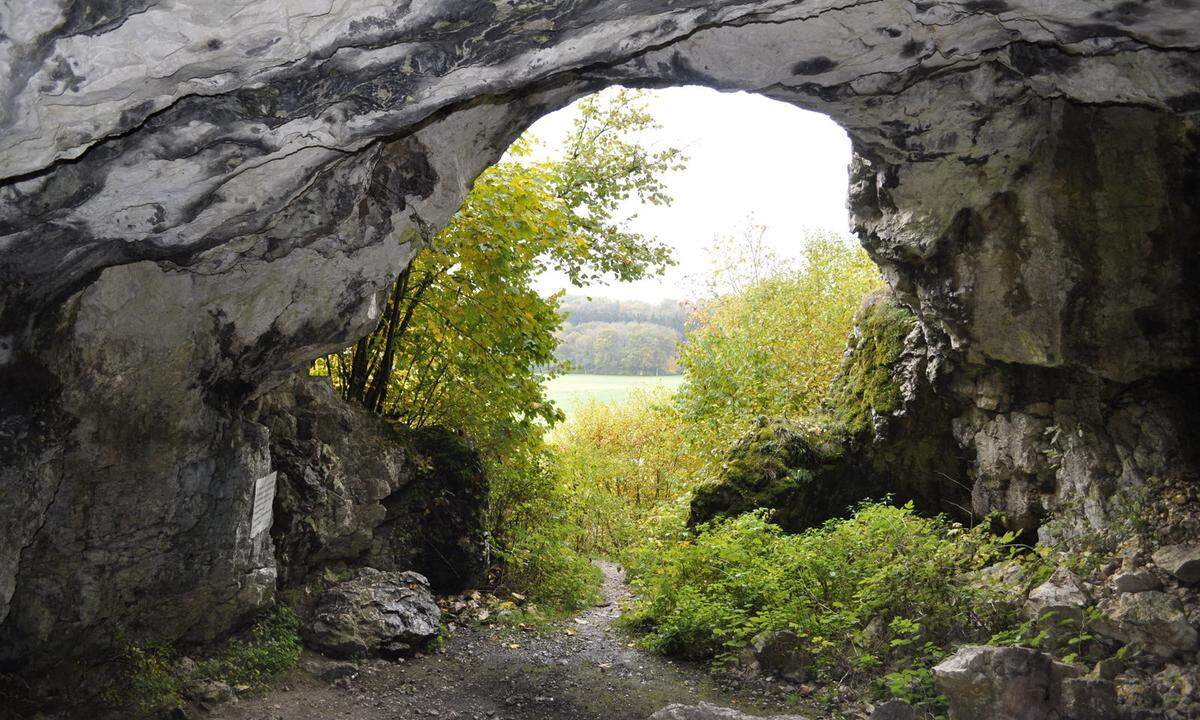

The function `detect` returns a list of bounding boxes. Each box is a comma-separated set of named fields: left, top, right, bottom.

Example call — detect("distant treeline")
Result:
left=558, top=296, right=688, bottom=333
left=555, top=296, right=686, bottom=375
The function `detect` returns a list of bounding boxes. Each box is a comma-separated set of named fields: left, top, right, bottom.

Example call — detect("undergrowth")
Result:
left=624, top=502, right=1023, bottom=715
left=104, top=604, right=301, bottom=717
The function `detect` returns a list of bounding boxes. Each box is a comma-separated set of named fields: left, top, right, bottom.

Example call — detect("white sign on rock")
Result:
left=250, top=471, right=277, bottom=538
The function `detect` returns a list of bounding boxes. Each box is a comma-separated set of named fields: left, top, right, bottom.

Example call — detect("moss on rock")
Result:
left=826, top=290, right=917, bottom=436
left=688, top=418, right=873, bottom=532
left=688, top=289, right=966, bottom=533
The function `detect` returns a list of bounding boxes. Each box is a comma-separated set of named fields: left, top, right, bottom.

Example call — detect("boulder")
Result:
left=740, top=630, right=811, bottom=683
left=649, top=703, right=807, bottom=720
left=1060, top=677, right=1119, bottom=720
left=258, top=376, right=489, bottom=593
left=869, top=699, right=916, bottom=720
left=180, top=679, right=236, bottom=709
left=967, top=560, right=1027, bottom=600
left=932, top=645, right=1080, bottom=720
left=299, top=655, right=359, bottom=681
left=303, top=569, right=440, bottom=659
left=1025, top=568, right=1090, bottom=622
left=1111, top=570, right=1161, bottom=594
left=688, top=292, right=969, bottom=533
left=1095, top=591, right=1199, bottom=658
left=1152, top=544, right=1200, bottom=584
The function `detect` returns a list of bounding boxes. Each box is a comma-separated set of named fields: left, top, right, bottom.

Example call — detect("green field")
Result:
left=544, top=373, right=684, bottom=419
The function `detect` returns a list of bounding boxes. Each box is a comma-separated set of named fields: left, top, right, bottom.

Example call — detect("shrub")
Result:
left=103, top=605, right=302, bottom=717
left=549, top=389, right=702, bottom=557
left=625, top=503, right=1017, bottom=679
left=104, top=640, right=182, bottom=715
left=676, top=233, right=882, bottom=468
left=486, top=438, right=601, bottom=612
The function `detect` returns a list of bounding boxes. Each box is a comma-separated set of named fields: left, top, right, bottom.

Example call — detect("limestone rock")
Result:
left=1060, top=677, right=1119, bottom=720
left=869, top=699, right=916, bottom=720
left=1111, top=570, right=1161, bottom=595
left=1095, top=591, right=1199, bottom=658
left=1152, top=544, right=1200, bottom=584
left=688, top=292, right=968, bottom=531
left=299, top=655, right=359, bottom=682
left=1025, top=568, right=1091, bottom=622
left=181, top=678, right=236, bottom=709
left=738, top=630, right=811, bottom=683
left=932, top=645, right=1080, bottom=720
left=258, top=376, right=488, bottom=593
left=964, top=560, right=1027, bottom=603
left=649, top=703, right=807, bottom=720
left=303, top=569, right=440, bottom=659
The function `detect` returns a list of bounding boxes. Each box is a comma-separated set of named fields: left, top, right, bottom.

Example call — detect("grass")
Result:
left=545, top=374, right=684, bottom=419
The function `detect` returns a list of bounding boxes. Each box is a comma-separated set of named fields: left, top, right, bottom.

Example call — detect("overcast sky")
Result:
left=528, top=85, right=852, bottom=302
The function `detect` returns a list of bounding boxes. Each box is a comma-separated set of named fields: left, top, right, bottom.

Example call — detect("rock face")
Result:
left=256, top=375, right=488, bottom=593
left=932, top=645, right=1115, bottom=720
left=302, top=569, right=440, bottom=660
left=1153, top=545, right=1200, bottom=585
left=736, top=630, right=811, bottom=684
left=1, top=0, right=1199, bottom=673
left=868, top=700, right=916, bottom=720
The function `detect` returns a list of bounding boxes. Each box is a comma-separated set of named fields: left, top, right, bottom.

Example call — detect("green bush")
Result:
left=625, top=503, right=1017, bottom=679
left=104, top=640, right=182, bottom=715
left=105, top=604, right=303, bottom=717
left=486, top=438, right=602, bottom=612
left=549, top=389, right=702, bottom=557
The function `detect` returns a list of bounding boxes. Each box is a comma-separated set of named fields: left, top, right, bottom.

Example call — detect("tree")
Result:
left=314, top=87, right=686, bottom=452
left=694, top=219, right=791, bottom=297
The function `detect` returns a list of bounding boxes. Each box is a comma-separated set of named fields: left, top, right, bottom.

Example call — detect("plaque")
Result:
left=250, top=471, right=277, bottom=538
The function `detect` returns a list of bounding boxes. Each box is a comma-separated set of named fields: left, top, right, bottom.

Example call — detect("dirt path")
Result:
left=212, top=562, right=802, bottom=720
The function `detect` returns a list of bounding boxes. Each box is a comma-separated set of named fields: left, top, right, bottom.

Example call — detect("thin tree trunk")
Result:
left=365, top=269, right=435, bottom=414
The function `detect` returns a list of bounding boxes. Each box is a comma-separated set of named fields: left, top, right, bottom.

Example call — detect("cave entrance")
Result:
left=4, top=6, right=1198, bottom=716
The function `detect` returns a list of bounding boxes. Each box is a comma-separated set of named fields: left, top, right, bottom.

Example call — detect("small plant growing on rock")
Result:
left=195, top=605, right=302, bottom=690
left=103, top=638, right=182, bottom=715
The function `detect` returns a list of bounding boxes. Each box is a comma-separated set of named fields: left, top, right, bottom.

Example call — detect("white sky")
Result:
left=528, top=85, right=852, bottom=302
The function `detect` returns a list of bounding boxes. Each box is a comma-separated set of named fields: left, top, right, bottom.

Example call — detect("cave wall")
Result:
left=1, top=0, right=1198, bottom=671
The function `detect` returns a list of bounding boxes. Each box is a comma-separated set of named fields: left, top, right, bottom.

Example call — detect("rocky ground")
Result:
left=211, top=563, right=809, bottom=720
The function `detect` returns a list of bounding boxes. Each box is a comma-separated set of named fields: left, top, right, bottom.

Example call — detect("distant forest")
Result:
left=555, top=296, right=686, bottom=375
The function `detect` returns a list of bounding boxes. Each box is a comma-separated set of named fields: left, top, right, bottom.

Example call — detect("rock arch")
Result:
left=1, top=1, right=1198, bottom=670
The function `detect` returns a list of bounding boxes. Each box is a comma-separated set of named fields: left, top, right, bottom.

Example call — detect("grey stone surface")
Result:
left=1095, top=591, right=1199, bottom=658
left=738, top=630, right=811, bottom=684
left=256, top=375, right=488, bottom=593
left=1060, top=677, right=1119, bottom=720
left=1112, top=570, right=1162, bottom=595
left=868, top=699, right=915, bottom=720
left=649, top=703, right=807, bottom=720
left=1153, top=544, right=1200, bottom=584
left=932, top=645, right=1081, bottom=720
left=302, top=568, right=440, bottom=660
left=0, top=0, right=1198, bottom=675
left=1026, top=567, right=1091, bottom=622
